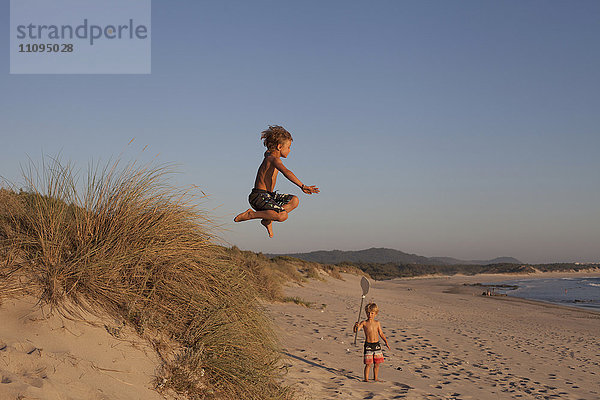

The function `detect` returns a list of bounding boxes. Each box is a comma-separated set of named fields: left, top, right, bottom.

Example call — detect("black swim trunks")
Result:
left=248, top=188, right=294, bottom=213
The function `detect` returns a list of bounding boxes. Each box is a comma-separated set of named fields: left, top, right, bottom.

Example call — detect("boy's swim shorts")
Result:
left=248, top=188, right=294, bottom=213
left=364, top=341, right=384, bottom=365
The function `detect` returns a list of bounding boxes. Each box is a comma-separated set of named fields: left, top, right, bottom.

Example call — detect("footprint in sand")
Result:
left=12, top=341, right=40, bottom=355
left=1, top=376, right=12, bottom=384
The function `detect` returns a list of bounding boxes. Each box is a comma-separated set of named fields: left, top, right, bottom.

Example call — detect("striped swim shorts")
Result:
left=248, top=188, right=294, bottom=213
left=364, top=341, right=384, bottom=365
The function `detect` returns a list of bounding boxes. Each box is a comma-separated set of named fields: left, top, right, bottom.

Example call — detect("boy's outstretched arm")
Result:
left=378, top=322, right=391, bottom=349
left=273, top=158, right=319, bottom=194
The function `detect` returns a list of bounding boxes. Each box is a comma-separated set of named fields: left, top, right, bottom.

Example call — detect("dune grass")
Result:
left=225, top=247, right=366, bottom=303
left=0, top=158, right=291, bottom=399
left=281, top=297, right=313, bottom=308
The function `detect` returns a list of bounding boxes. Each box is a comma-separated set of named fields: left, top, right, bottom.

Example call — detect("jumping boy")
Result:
left=353, top=302, right=391, bottom=382
left=234, top=125, right=319, bottom=238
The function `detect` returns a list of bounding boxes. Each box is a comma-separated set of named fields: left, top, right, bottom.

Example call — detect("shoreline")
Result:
left=415, top=271, right=600, bottom=315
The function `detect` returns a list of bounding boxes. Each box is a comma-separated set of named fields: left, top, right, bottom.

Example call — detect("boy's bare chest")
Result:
left=364, top=322, right=378, bottom=334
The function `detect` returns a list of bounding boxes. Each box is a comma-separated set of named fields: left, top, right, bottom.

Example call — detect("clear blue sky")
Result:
left=2, top=1, right=599, bottom=263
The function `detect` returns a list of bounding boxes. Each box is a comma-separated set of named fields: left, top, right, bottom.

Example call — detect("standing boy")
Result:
left=234, top=125, right=319, bottom=238
left=353, top=302, right=391, bottom=382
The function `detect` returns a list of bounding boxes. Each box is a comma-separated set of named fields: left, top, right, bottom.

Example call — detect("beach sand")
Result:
left=2, top=272, right=598, bottom=400
left=0, top=296, right=164, bottom=400
left=265, top=272, right=600, bottom=400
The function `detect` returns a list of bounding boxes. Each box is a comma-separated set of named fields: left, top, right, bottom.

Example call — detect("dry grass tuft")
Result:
left=225, top=248, right=367, bottom=303
left=0, top=158, right=291, bottom=399
left=281, top=297, right=313, bottom=308
left=225, top=247, right=304, bottom=301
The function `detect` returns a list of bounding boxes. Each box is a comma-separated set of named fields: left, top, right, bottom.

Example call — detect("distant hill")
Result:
left=268, top=247, right=521, bottom=266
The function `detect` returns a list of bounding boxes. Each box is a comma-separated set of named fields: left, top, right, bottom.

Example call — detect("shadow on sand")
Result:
left=282, top=352, right=361, bottom=381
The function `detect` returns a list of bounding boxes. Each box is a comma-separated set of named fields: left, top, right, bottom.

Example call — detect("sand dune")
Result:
left=265, top=273, right=600, bottom=400
left=0, top=296, right=164, bottom=400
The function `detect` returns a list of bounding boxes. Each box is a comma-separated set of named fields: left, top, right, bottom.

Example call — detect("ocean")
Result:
left=488, top=276, right=600, bottom=311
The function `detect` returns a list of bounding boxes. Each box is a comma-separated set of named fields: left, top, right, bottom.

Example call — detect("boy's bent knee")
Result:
left=291, top=196, right=299, bottom=207
left=277, top=211, right=288, bottom=221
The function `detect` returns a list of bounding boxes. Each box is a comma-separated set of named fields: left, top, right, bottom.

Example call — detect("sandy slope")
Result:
left=265, top=273, right=600, bottom=400
left=0, top=296, right=164, bottom=400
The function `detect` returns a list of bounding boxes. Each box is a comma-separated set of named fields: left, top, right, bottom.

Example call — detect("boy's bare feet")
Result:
left=261, top=219, right=273, bottom=237
left=234, top=209, right=253, bottom=222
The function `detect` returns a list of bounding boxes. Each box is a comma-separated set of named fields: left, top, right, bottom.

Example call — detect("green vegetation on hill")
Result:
left=333, top=261, right=595, bottom=281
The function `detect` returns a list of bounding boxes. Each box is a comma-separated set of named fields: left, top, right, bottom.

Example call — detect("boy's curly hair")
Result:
left=365, top=303, right=379, bottom=314
left=261, top=125, right=293, bottom=151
